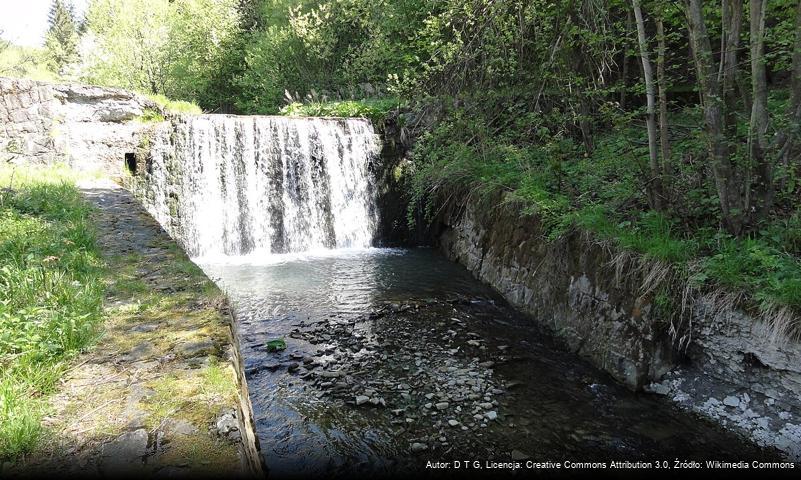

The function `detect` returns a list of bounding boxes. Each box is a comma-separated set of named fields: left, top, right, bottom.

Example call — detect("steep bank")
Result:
left=433, top=192, right=801, bottom=460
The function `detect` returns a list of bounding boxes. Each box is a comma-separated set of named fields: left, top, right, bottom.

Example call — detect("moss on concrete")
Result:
left=10, top=179, right=251, bottom=477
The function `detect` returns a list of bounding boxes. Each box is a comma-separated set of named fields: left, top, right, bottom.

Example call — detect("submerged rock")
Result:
left=723, top=396, right=741, bottom=408
left=410, top=442, right=428, bottom=453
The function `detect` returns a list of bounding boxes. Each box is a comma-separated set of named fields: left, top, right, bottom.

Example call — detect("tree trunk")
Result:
left=657, top=17, right=671, bottom=177
left=749, top=0, right=772, bottom=222
left=684, top=0, right=744, bottom=234
left=621, top=10, right=632, bottom=110
left=633, top=0, right=662, bottom=211
left=720, top=0, right=743, bottom=139
left=777, top=1, right=801, bottom=190
left=790, top=1, right=801, bottom=136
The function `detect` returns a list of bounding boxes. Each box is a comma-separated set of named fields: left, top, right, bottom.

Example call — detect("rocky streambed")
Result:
left=200, top=249, right=785, bottom=477
left=282, top=299, right=507, bottom=450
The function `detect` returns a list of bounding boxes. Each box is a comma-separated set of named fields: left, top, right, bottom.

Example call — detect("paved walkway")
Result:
left=15, top=179, right=259, bottom=477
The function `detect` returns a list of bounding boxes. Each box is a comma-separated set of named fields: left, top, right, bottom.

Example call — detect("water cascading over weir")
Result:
left=135, top=115, right=381, bottom=258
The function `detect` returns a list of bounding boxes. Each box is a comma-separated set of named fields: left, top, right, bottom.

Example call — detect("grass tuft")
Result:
left=146, top=94, right=203, bottom=115
left=0, top=166, right=104, bottom=460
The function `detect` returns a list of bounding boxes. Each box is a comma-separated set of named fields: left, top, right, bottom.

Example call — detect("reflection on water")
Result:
left=199, top=248, right=779, bottom=477
left=202, top=248, right=485, bottom=327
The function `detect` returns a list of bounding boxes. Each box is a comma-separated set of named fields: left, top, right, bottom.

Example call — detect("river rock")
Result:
left=411, top=442, right=428, bottom=453
left=511, top=450, right=530, bottom=460
left=99, top=429, right=149, bottom=472
left=723, top=396, right=740, bottom=407
left=215, top=411, right=239, bottom=436
left=177, top=339, right=215, bottom=358
left=130, top=323, right=160, bottom=333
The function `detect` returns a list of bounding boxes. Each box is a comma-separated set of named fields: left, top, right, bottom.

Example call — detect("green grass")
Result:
left=279, top=98, right=399, bottom=123
left=135, top=108, right=166, bottom=123
left=700, top=238, right=801, bottom=310
left=0, top=166, right=104, bottom=460
left=572, top=206, right=700, bottom=264
left=146, top=94, right=203, bottom=115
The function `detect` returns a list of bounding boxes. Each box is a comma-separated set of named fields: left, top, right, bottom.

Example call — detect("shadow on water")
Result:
left=199, top=248, right=784, bottom=478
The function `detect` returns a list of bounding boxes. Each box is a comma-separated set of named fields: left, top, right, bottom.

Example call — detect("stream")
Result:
left=200, top=247, right=780, bottom=478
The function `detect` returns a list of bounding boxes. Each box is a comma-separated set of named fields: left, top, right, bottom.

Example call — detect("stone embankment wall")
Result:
left=436, top=194, right=801, bottom=460
left=437, top=195, right=676, bottom=390
left=0, top=77, right=156, bottom=174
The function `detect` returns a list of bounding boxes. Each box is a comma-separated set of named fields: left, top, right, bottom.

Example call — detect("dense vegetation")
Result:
left=0, top=167, right=104, bottom=459
left=2, top=1, right=800, bottom=335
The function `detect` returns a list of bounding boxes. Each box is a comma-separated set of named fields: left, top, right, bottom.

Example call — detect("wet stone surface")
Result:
left=285, top=300, right=504, bottom=447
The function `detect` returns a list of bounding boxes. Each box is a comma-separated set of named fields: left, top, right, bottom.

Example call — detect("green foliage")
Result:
left=44, top=0, right=80, bottom=76
left=145, top=94, right=203, bottom=115
left=572, top=207, right=699, bottom=264
left=0, top=44, right=59, bottom=82
left=136, top=108, right=165, bottom=123
left=280, top=98, right=398, bottom=122
left=233, top=0, right=437, bottom=114
left=0, top=379, right=41, bottom=459
left=702, top=238, right=801, bottom=311
left=81, top=0, right=240, bottom=102
left=0, top=167, right=104, bottom=460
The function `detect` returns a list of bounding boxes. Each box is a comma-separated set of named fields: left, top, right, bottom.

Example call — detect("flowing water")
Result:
left=142, top=115, right=379, bottom=258
left=139, top=115, right=780, bottom=477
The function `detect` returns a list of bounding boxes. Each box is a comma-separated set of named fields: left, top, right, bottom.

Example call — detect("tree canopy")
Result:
left=44, top=0, right=80, bottom=75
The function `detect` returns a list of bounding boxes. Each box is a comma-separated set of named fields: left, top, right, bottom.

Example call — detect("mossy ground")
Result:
left=5, top=172, right=244, bottom=476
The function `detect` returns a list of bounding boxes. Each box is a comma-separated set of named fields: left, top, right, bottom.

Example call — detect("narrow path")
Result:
left=15, top=179, right=257, bottom=477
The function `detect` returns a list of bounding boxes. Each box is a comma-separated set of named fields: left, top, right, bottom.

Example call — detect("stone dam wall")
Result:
left=434, top=193, right=801, bottom=460
left=0, top=76, right=156, bottom=175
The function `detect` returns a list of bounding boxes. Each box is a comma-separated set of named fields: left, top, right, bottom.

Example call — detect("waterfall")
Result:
left=139, top=115, right=381, bottom=258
